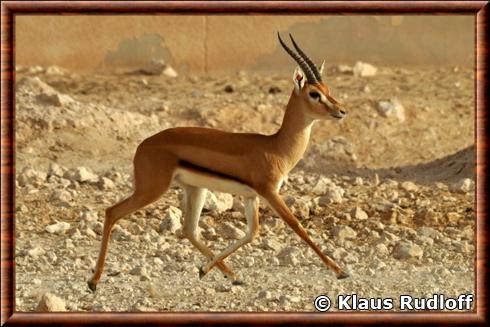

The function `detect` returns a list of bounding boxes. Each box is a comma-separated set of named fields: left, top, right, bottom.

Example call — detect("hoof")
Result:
left=232, top=279, right=245, bottom=286
left=87, top=280, right=97, bottom=292
left=199, top=266, right=206, bottom=279
left=337, top=271, right=350, bottom=280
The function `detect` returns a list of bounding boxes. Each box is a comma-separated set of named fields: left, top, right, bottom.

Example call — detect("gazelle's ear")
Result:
left=292, top=66, right=305, bottom=94
left=319, top=60, right=325, bottom=75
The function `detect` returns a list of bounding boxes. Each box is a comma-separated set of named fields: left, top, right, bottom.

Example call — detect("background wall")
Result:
left=16, top=15, right=474, bottom=74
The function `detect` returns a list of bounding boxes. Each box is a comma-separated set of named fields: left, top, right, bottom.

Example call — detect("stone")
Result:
left=219, top=222, right=245, bottom=240
left=374, top=243, right=389, bottom=257
left=80, top=210, right=98, bottom=222
left=277, top=247, right=302, bottom=266
left=111, top=225, right=131, bottom=241
left=331, top=225, right=357, bottom=240
left=393, top=241, right=423, bottom=260
left=18, top=167, right=47, bottom=187
left=36, top=293, right=66, bottom=312
left=400, top=181, right=418, bottom=192
left=98, top=177, right=115, bottom=190
left=376, top=99, right=405, bottom=122
left=351, top=207, right=368, bottom=220
left=48, top=163, right=65, bottom=177
left=285, top=196, right=310, bottom=219
left=45, top=65, right=67, bottom=76
left=27, top=247, right=45, bottom=258
left=311, top=177, right=333, bottom=195
left=159, top=206, right=182, bottom=233
left=202, top=227, right=217, bottom=240
left=414, top=208, right=440, bottom=226
left=163, top=66, right=178, bottom=78
left=260, top=239, right=282, bottom=252
left=50, top=189, right=72, bottom=203
left=36, top=92, right=74, bottom=107
left=224, top=85, right=234, bottom=93
left=45, top=222, right=70, bottom=234
left=64, top=167, right=98, bottom=183
left=204, top=192, right=233, bottom=212
left=129, top=266, right=150, bottom=279
left=336, top=64, right=354, bottom=74
left=353, top=61, right=377, bottom=77
left=258, top=290, right=273, bottom=300
left=450, top=178, right=474, bottom=194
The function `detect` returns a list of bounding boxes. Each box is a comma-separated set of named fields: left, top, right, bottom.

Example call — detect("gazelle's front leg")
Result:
left=200, top=196, right=259, bottom=284
left=262, top=189, right=349, bottom=279
left=181, top=185, right=238, bottom=280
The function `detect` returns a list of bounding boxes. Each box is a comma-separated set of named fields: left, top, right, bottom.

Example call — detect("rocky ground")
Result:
left=14, top=63, right=475, bottom=312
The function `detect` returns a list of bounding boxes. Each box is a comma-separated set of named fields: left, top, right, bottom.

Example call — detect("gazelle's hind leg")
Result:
left=87, top=151, right=178, bottom=291
left=181, top=185, right=238, bottom=281
left=200, top=196, right=259, bottom=285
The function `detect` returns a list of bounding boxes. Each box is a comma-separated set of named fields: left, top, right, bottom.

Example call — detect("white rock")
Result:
left=374, top=243, right=389, bottom=257
left=258, top=290, right=273, bottom=300
left=50, top=189, right=72, bottom=203
left=317, top=184, right=345, bottom=205
left=163, top=66, right=178, bottom=78
left=48, top=163, right=65, bottom=177
left=45, top=65, right=67, bottom=76
left=37, top=92, right=74, bottom=107
left=111, top=225, right=131, bottom=241
left=27, top=247, right=45, bottom=258
left=65, top=167, right=98, bottom=183
left=353, top=61, right=378, bottom=77
left=351, top=207, right=368, bottom=220
left=80, top=210, right=98, bottom=222
left=260, top=239, right=282, bottom=252
left=36, top=293, right=66, bottom=312
left=336, top=64, right=354, bottom=74
left=159, top=206, right=182, bottom=233
left=98, top=177, right=115, bottom=190
left=311, top=177, right=333, bottom=195
left=393, top=241, right=423, bottom=260
left=129, top=265, right=149, bottom=277
left=204, top=192, right=233, bottom=212
left=45, top=222, right=70, bottom=234
left=219, top=222, right=245, bottom=240
left=17, top=167, right=47, bottom=187
left=277, top=247, right=301, bottom=266
left=376, top=99, right=405, bottom=122
left=331, top=225, right=357, bottom=240
left=401, top=181, right=418, bottom=192
left=450, top=178, right=474, bottom=194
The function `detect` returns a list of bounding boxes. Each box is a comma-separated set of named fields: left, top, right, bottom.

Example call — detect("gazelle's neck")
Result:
left=272, top=91, right=315, bottom=170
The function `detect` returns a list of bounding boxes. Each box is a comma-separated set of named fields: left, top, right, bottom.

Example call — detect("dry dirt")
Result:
left=14, top=64, right=475, bottom=312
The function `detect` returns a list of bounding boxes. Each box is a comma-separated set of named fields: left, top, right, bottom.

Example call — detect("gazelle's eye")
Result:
left=309, top=91, right=321, bottom=101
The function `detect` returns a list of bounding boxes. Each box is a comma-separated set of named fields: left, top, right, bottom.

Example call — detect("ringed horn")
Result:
left=277, top=32, right=322, bottom=83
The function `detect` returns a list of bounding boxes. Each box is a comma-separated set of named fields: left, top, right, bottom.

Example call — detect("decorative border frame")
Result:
left=1, top=1, right=487, bottom=325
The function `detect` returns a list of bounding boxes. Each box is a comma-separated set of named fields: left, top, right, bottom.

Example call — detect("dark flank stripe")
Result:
left=178, top=160, right=248, bottom=185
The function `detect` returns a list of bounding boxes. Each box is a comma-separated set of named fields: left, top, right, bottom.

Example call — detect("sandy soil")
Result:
left=14, top=64, right=475, bottom=312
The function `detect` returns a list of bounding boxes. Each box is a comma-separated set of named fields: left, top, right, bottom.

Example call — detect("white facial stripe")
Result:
left=318, top=93, right=334, bottom=109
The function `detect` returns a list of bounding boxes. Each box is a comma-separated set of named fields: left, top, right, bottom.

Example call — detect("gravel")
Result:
left=14, top=65, right=475, bottom=312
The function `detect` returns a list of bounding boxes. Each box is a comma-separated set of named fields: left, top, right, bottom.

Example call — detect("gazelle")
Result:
left=88, top=33, right=349, bottom=291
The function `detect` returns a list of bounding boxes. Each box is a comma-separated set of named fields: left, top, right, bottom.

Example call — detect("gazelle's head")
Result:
left=278, top=33, right=347, bottom=121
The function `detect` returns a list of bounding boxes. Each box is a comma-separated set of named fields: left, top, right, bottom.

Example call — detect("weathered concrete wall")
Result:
left=16, top=15, right=473, bottom=74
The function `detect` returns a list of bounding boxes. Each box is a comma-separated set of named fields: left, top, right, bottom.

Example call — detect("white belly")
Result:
left=172, top=167, right=256, bottom=197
